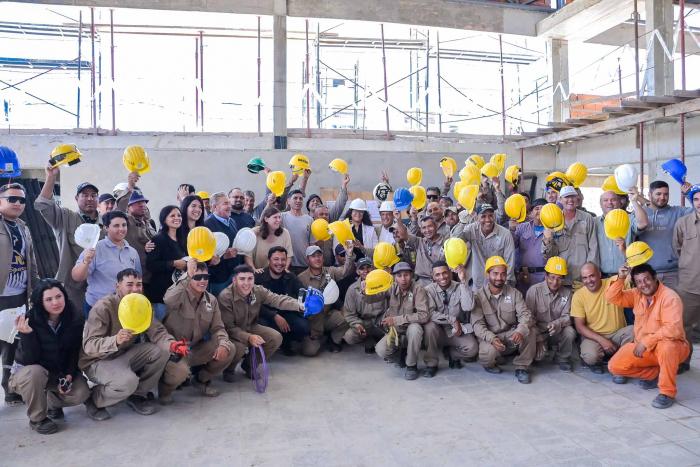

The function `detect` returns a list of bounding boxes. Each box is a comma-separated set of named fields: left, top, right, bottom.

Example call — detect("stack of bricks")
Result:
left=569, top=93, right=630, bottom=119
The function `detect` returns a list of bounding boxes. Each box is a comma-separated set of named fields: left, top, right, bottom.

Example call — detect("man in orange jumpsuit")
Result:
left=605, top=262, right=690, bottom=409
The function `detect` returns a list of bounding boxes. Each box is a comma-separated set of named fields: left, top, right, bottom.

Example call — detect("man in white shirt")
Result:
left=375, top=201, right=395, bottom=244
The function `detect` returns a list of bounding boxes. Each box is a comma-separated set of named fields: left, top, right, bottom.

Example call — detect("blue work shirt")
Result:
left=631, top=204, right=693, bottom=272
left=77, top=237, right=142, bottom=306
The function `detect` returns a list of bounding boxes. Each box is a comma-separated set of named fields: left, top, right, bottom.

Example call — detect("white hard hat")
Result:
left=379, top=201, right=395, bottom=212
left=0, top=305, right=25, bottom=344
left=113, top=182, right=128, bottom=194
left=323, top=279, right=340, bottom=305
left=349, top=198, right=367, bottom=211
left=74, top=223, right=101, bottom=249
left=214, top=232, right=229, bottom=257
left=373, top=182, right=392, bottom=204
left=614, top=164, right=638, bottom=193
left=232, top=227, right=257, bottom=254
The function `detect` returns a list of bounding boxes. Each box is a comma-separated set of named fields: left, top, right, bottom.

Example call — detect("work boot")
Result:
left=158, top=394, right=174, bottom=406
left=678, top=362, right=691, bottom=375
left=365, top=346, right=376, bottom=355
left=126, top=395, right=156, bottom=416
left=4, top=392, right=23, bottom=405
left=589, top=364, right=604, bottom=375
left=652, top=394, right=675, bottom=409
left=384, top=358, right=392, bottom=364
left=638, top=378, right=659, bottom=390
left=84, top=397, right=111, bottom=421
left=191, top=376, right=219, bottom=398
left=495, top=356, right=506, bottom=366
left=280, top=343, right=296, bottom=357
left=448, top=357, right=462, bottom=369
left=611, top=375, right=627, bottom=385
left=483, top=365, right=502, bottom=375
left=223, top=371, right=236, bottom=383
left=442, top=347, right=450, bottom=361
left=515, top=369, right=531, bottom=384
left=329, top=341, right=343, bottom=353
left=422, top=366, right=438, bottom=378
left=241, top=360, right=254, bottom=380
left=29, top=417, right=58, bottom=435
left=405, top=365, right=419, bottom=380
left=47, top=407, right=64, bottom=420
left=558, top=362, right=573, bottom=373
left=395, top=349, right=407, bottom=368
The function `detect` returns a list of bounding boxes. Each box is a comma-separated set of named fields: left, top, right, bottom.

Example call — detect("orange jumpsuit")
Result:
left=605, top=278, right=690, bottom=397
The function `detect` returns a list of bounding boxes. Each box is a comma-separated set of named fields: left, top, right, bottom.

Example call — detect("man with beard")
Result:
left=343, top=258, right=387, bottom=353
left=426, top=202, right=451, bottom=239
left=228, top=188, right=255, bottom=230
left=512, top=198, right=548, bottom=296
left=394, top=210, right=446, bottom=288
left=305, top=173, right=350, bottom=221
left=311, top=205, right=335, bottom=267
left=444, top=207, right=460, bottom=235
left=282, top=190, right=315, bottom=276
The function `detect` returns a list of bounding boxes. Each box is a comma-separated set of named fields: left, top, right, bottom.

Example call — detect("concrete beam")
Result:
left=537, top=0, right=642, bottom=42
left=644, top=0, right=674, bottom=96
left=548, top=39, right=570, bottom=123
left=273, top=0, right=287, bottom=148
left=586, top=23, right=700, bottom=54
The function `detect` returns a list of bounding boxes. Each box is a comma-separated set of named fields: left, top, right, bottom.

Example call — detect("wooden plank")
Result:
left=562, top=91, right=636, bottom=107
left=536, top=128, right=557, bottom=133
left=521, top=132, right=542, bottom=137
left=581, top=113, right=611, bottom=121
left=566, top=118, right=594, bottom=125
left=665, top=97, right=700, bottom=117
left=621, top=100, right=660, bottom=109
left=547, top=121, right=583, bottom=129
left=673, top=90, right=700, bottom=98
left=641, top=96, right=685, bottom=104
left=601, top=107, right=639, bottom=114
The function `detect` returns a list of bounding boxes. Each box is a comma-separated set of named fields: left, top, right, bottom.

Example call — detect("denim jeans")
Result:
left=83, top=300, right=93, bottom=321
left=258, top=311, right=311, bottom=347
left=153, top=303, right=167, bottom=322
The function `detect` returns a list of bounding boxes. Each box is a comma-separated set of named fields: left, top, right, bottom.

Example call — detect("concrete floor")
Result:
left=2, top=345, right=700, bottom=467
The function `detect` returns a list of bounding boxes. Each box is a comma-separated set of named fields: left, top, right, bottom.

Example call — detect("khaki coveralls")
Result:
left=343, top=279, right=388, bottom=349
left=541, top=210, right=599, bottom=286
left=525, top=281, right=576, bottom=363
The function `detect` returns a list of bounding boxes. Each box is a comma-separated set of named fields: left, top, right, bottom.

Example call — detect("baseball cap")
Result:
left=76, top=182, right=98, bottom=195
left=559, top=186, right=578, bottom=198
left=392, top=262, right=412, bottom=274
left=531, top=198, right=548, bottom=208
left=334, top=243, right=346, bottom=257
left=98, top=193, right=115, bottom=204
left=306, top=245, right=323, bottom=257
left=306, top=194, right=322, bottom=212
left=356, top=258, right=373, bottom=269
left=476, top=203, right=495, bottom=215
left=127, top=188, right=149, bottom=206
left=444, top=206, right=459, bottom=215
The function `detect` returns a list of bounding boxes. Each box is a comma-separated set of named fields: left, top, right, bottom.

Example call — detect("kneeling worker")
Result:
left=343, top=258, right=388, bottom=353
left=158, top=259, right=235, bottom=404
left=471, top=256, right=536, bottom=384
left=525, top=257, right=576, bottom=372
left=606, top=263, right=690, bottom=409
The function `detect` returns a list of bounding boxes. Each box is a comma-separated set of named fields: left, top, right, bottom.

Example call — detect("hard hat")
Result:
left=440, top=157, right=457, bottom=177
left=661, top=159, right=687, bottom=185
left=459, top=165, right=480, bottom=185
left=291, top=166, right=304, bottom=176
left=614, top=164, right=638, bottom=193
left=407, top=167, right=423, bottom=186
left=444, top=237, right=468, bottom=269
left=545, top=172, right=572, bottom=193
left=303, top=287, right=325, bottom=317
left=489, top=154, right=506, bottom=175
left=196, top=191, right=210, bottom=200
left=328, top=220, right=355, bottom=244
left=373, top=242, right=400, bottom=269
left=565, top=163, right=588, bottom=188
left=544, top=257, right=567, bottom=276
left=187, top=226, right=217, bottom=261
left=123, top=146, right=150, bottom=175
left=365, top=269, right=394, bottom=295
left=0, top=305, right=25, bottom=344
left=232, top=227, right=257, bottom=254
left=113, top=182, right=128, bottom=194
left=408, top=186, right=427, bottom=210
left=484, top=256, right=508, bottom=275
left=323, top=280, right=340, bottom=305
left=312, top=218, right=332, bottom=242
left=118, top=293, right=152, bottom=334
left=289, top=154, right=311, bottom=171
left=74, top=224, right=101, bottom=250
left=49, top=144, right=83, bottom=168
left=686, top=183, right=700, bottom=203
left=247, top=157, right=266, bottom=174
left=349, top=198, right=367, bottom=211
left=458, top=185, right=479, bottom=214
left=626, top=241, right=654, bottom=267
left=393, top=187, right=414, bottom=212
left=373, top=182, right=392, bottom=204
left=540, top=204, right=565, bottom=231
left=505, top=165, right=521, bottom=185
left=214, top=232, right=229, bottom=257
left=604, top=209, right=630, bottom=240
left=602, top=175, right=626, bottom=195
left=505, top=194, right=527, bottom=223
left=379, top=201, right=395, bottom=212
left=329, top=158, right=348, bottom=175
left=0, top=146, right=21, bottom=178
left=466, top=155, right=485, bottom=169
left=453, top=179, right=467, bottom=200
left=481, top=163, right=499, bottom=179
left=266, top=171, right=286, bottom=197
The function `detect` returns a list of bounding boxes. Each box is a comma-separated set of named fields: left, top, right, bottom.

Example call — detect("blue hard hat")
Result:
left=661, top=159, right=687, bottom=185
left=303, top=287, right=325, bottom=317
left=394, top=187, right=414, bottom=212
left=0, top=146, right=21, bottom=178
left=687, top=183, right=700, bottom=203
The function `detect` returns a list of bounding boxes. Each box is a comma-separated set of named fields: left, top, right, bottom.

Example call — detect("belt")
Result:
left=528, top=267, right=546, bottom=273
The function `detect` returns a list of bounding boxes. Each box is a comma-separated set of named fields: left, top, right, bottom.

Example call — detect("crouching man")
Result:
left=471, top=256, right=536, bottom=384
left=343, top=258, right=388, bottom=354
left=218, top=265, right=303, bottom=382
left=158, top=259, right=235, bottom=404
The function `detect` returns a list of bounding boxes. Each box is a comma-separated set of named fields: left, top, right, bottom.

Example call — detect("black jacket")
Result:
left=14, top=307, right=84, bottom=378
left=146, top=231, right=185, bottom=304
left=254, top=268, right=304, bottom=320
left=203, top=215, right=241, bottom=284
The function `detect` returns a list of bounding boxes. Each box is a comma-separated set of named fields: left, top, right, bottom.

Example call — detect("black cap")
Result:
left=531, top=198, right=548, bottom=208
left=356, top=258, right=373, bottom=269
left=334, top=243, right=346, bottom=256
left=98, top=193, right=115, bottom=204
left=306, top=194, right=322, bottom=212
left=476, top=203, right=495, bottom=215
left=76, top=182, right=98, bottom=195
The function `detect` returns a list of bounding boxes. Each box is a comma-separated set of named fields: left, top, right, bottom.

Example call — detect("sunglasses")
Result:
left=426, top=195, right=439, bottom=200
left=0, top=196, right=26, bottom=204
left=192, top=274, right=210, bottom=281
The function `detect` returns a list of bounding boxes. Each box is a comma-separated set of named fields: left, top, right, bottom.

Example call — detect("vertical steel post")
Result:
left=110, top=9, right=115, bottom=135
left=200, top=31, right=204, bottom=132
left=499, top=34, right=506, bottom=136
left=425, top=31, right=430, bottom=136
left=634, top=0, right=640, bottom=100
left=681, top=0, right=686, bottom=206
left=305, top=20, right=310, bottom=138
left=317, top=23, right=321, bottom=128
left=618, top=60, right=622, bottom=105
left=90, top=7, right=96, bottom=133
left=257, top=16, right=261, bottom=136
left=354, top=61, right=358, bottom=129
left=381, top=24, right=390, bottom=141
left=77, top=11, right=82, bottom=128
left=640, top=123, right=645, bottom=195
left=437, top=31, right=442, bottom=133
left=520, top=148, right=524, bottom=193
left=98, top=44, right=102, bottom=123
left=195, top=38, right=199, bottom=129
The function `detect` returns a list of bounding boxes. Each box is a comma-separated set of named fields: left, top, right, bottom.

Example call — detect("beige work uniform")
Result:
left=362, top=281, right=429, bottom=367
left=34, top=195, right=97, bottom=310
left=343, top=280, right=387, bottom=348
left=673, top=213, right=700, bottom=364
left=525, top=281, right=576, bottom=363
left=424, top=281, right=478, bottom=366
left=456, top=223, right=515, bottom=289
left=79, top=293, right=173, bottom=408
left=158, top=277, right=235, bottom=396
left=405, top=234, right=446, bottom=287
left=471, top=284, right=536, bottom=370
left=218, top=284, right=299, bottom=372
left=298, top=258, right=355, bottom=356
left=541, top=210, right=599, bottom=286
left=116, top=187, right=157, bottom=283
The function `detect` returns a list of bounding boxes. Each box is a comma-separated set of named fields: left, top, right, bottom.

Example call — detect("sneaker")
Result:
left=405, top=365, right=419, bottom=380
left=191, top=376, right=219, bottom=398
left=384, top=358, right=393, bottom=364
left=515, top=369, right=531, bottom=384
left=364, top=346, right=376, bottom=355
left=580, top=360, right=590, bottom=369
left=85, top=397, right=111, bottom=421
left=126, top=395, right=156, bottom=416
left=448, top=358, right=462, bottom=370
left=638, top=378, right=659, bottom=390
left=422, top=366, right=438, bottom=378
left=4, top=392, right=23, bottom=405
left=483, top=365, right=502, bottom=374
left=395, top=349, right=407, bottom=368
left=611, top=375, right=627, bottom=385
left=558, top=362, right=573, bottom=373
left=590, top=364, right=604, bottom=375
left=652, top=393, right=675, bottom=409
left=280, top=344, right=296, bottom=357
left=158, top=394, right=174, bottom=406
left=29, top=417, right=58, bottom=435
left=47, top=407, right=64, bottom=420
left=223, top=371, right=236, bottom=383
left=678, top=362, right=691, bottom=375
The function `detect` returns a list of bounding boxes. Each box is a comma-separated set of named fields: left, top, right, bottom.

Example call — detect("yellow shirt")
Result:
left=571, top=277, right=627, bottom=335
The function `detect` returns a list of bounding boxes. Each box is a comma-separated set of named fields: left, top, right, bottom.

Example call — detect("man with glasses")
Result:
left=204, top=192, right=240, bottom=296
left=228, top=188, right=255, bottom=230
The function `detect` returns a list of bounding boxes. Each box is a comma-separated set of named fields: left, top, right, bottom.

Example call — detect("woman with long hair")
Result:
left=177, top=195, right=206, bottom=251
left=244, top=206, right=293, bottom=272
left=336, top=199, right=378, bottom=260
left=8, top=279, right=91, bottom=435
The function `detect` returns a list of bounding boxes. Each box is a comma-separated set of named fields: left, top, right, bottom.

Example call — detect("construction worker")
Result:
left=512, top=198, right=548, bottom=296
left=97, top=193, right=116, bottom=216
left=342, top=258, right=387, bottom=353
left=426, top=202, right=451, bottom=239
left=394, top=208, right=446, bottom=288
left=306, top=172, right=350, bottom=221
left=471, top=256, right=536, bottom=384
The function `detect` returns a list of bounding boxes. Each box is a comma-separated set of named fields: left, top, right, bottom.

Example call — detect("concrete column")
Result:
left=548, top=39, right=570, bottom=123
left=644, top=0, right=674, bottom=96
left=273, top=0, right=287, bottom=149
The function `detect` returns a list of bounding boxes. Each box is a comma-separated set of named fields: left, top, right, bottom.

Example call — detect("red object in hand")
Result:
left=170, top=336, right=191, bottom=357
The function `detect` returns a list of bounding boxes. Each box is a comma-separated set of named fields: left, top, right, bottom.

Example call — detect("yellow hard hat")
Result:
left=49, top=144, right=83, bottom=168
left=440, top=157, right=457, bottom=178
left=481, top=162, right=499, bottom=179
left=289, top=154, right=310, bottom=171
left=373, top=242, right=400, bottom=269
left=459, top=164, right=481, bottom=185
left=328, top=220, right=355, bottom=244
left=123, top=145, right=150, bottom=175
left=196, top=191, right=210, bottom=200
left=187, top=226, right=217, bottom=261
left=458, top=185, right=479, bottom=214
left=604, top=209, right=630, bottom=240
left=505, top=165, right=521, bottom=184
left=545, top=172, right=572, bottom=193
left=266, top=171, right=286, bottom=197
left=626, top=241, right=654, bottom=267
left=407, top=167, right=423, bottom=186
left=484, top=256, right=508, bottom=275
left=329, top=158, right=348, bottom=175
left=565, top=163, right=588, bottom=188
left=118, top=293, right=152, bottom=335
left=540, top=203, right=565, bottom=231
left=444, top=238, right=468, bottom=269
left=602, top=175, right=626, bottom=195
left=489, top=154, right=506, bottom=175
left=409, top=185, right=427, bottom=210
left=505, top=194, right=527, bottom=222
left=466, top=155, right=485, bottom=170
left=311, top=218, right=331, bottom=242
left=365, top=269, right=394, bottom=295
left=544, top=257, right=568, bottom=276
left=453, top=180, right=467, bottom=200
